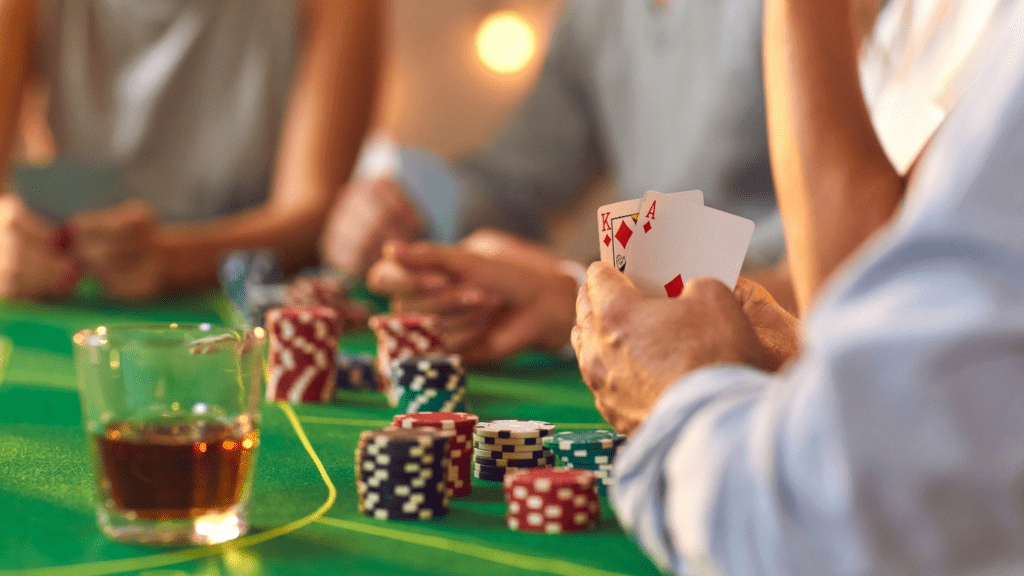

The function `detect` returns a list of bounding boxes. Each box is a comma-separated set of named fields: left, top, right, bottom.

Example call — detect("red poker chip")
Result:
left=505, top=497, right=600, bottom=534
left=504, top=468, right=597, bottom=491
left=393, top=412, right=479, bottom=431
left=369, top=313, right=440, bottom=331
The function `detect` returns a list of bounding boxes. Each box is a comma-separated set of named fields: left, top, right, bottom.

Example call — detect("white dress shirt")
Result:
left=614, top=1, right=1024, bottom=574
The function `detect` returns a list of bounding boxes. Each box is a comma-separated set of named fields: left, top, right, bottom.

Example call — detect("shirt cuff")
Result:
left=611, top=364, right=769, bottom=573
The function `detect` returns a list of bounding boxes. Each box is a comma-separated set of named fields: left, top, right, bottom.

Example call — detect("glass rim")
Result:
left=72, top=323, right=265, bottom=346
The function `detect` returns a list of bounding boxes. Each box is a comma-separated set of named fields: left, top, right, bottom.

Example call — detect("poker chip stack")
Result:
left=389, top=356, right=467, bottom=413
left=542, top=430, right=626, bottom=496
left=285, top=275, right=370, bottom=333
left=368, top=313, right=445, bottom=405
left=503, top=468, right=601, bottom=534
left=219, top=250, right=286, bottom=328
left=473, top=420, right=556, bottom=482
left=265, top=306, right=341, bottom=403
left=355, top=428, right=452, bottom=520
left=336, top=351, right=378, bottom=391
left=392, top=412, right=479, bottom=497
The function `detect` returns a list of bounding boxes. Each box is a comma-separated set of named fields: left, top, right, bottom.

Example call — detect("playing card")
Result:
left=597, top=190, right=703, bottom=272
left=624, top=191, right=754, bottom=297
left=13, top=159, right=124, bottom=222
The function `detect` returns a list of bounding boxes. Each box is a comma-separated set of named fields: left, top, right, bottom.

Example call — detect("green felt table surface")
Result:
left=0, top=293, right=660, bottom=576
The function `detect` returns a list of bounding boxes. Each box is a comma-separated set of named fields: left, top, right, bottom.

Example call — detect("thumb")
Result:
left=584, top=261, right=639, bottom=317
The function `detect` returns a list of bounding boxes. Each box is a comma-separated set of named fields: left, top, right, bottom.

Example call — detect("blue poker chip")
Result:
left=337, top=352, right=378, bottom=390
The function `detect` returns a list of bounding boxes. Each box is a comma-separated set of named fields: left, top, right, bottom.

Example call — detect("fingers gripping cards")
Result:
left=369, top=314, right=446, bottom=406
left=265, top=306, right=340, bottom=403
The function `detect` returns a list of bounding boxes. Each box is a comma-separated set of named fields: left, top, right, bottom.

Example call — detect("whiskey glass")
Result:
left=73, top=324, right=265, bottom=545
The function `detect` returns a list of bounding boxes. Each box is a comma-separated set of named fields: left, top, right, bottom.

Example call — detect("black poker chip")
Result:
left=472, top=468, right=507, bottom=482
left=356, top=427, right=452, bottom=521
left=473, top=433, right=544, bottom=447
left=390, top=356, right=464, bottom=392
left=472, top=446, right=551, bottom=460
left=473, top=454, right=555, bottom=468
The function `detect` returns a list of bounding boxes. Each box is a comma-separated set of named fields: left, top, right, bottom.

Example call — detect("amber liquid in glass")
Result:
left=95, top=420, right=258, bottom=520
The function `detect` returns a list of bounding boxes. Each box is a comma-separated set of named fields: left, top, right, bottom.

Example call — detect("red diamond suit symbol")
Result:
left=615, top=221, right=633, bottom=248
left=664, top=274, right=684, bottom=298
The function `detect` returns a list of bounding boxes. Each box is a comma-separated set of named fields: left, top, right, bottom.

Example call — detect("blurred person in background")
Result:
left=326, top=0, right=785, bottom=364
left=0, top=0, right=381, bottom=300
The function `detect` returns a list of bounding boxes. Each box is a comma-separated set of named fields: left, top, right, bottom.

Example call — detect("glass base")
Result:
left=96, top=504, right=248, bottom=545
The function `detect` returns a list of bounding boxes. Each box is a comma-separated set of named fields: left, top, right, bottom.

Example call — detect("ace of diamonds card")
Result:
left=623, top=191, right=754, bottom=297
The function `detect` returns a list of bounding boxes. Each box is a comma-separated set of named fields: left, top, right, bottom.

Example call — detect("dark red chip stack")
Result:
left=503, top=468, right=601, bottom=534
left=284, top=275, right=369, bottom=332
left=368, top=314, right=445, bottom=405
left=392, top=411, right=478, bottom=496
left=265, top=306, right=340, bottom=403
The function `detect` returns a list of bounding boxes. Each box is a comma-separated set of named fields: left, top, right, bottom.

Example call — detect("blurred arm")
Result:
left=158, top=0, right=382, bottom=288
left=0, top=0, right=34, bottom=176
left=763, top=0, right=904, bottom=315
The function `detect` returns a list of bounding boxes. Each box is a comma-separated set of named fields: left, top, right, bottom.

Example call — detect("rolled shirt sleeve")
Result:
left=612, top=8, right=1024, bottom=575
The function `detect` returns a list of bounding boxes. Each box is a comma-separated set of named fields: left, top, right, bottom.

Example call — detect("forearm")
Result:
left=159, top=204, right=325, bottom=290
left=0, top=0, right=34, bottom=176
left=161, top=0, right=382, bottom=291
left=269, top=0, right=382, bottom=216
left=763, top=0, right=903, bottom=314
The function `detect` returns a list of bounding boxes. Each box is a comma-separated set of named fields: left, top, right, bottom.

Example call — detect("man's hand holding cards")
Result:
left=597, top=190, right=754, bottom=296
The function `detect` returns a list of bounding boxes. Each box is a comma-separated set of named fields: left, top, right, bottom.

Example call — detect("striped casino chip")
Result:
left=368, top=314, right=446, bottom=405
left=265, top=306, right=340, bottom=403
left=391, top=412, right=477, bottom=497
left=542, top=430, right=625, bottom=451
left=474, top=454, right=555, bottom=468
left=355, top=427, right=452, bottom=519
left=393, top=412, right=478, bottom=432
left=390, top=356, right=464, bottom=392
left=473, top=433, right=545, bottom=447
left=502, top=468, right=600, bottom=534
left=473, top=446, right=552, bottom=460
left=475, top=420, right=555, bottom=439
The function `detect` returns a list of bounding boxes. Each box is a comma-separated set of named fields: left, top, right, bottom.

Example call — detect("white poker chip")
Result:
left=475, top=420, right=555, bottom=439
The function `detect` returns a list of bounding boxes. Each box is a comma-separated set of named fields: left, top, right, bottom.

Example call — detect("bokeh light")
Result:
left=475, top=11, right=536, bottom=75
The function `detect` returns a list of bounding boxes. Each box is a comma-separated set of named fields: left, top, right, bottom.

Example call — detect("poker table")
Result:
left=0, top=292, right=661, bottom=576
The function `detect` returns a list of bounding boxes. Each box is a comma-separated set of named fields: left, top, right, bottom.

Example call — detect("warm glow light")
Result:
left=222, top=440, right=237, bottom=451
left=475, top=11, right=536, bottom=75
